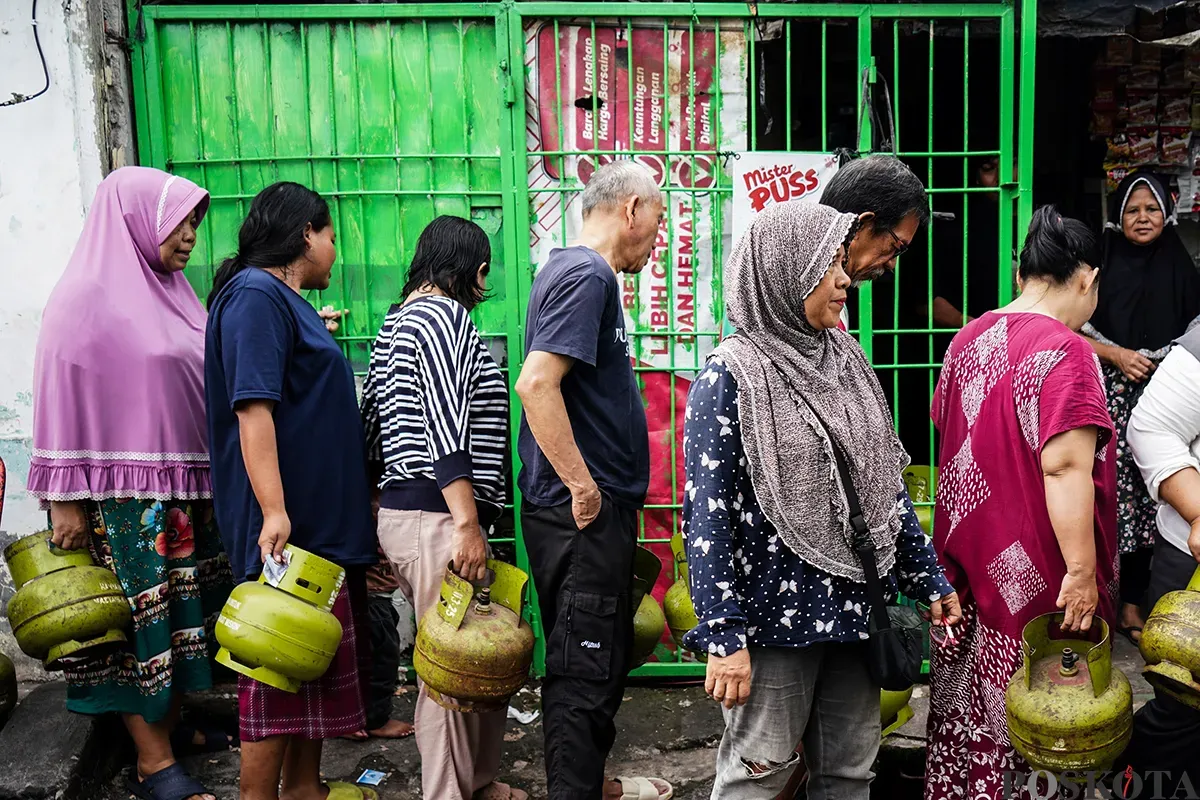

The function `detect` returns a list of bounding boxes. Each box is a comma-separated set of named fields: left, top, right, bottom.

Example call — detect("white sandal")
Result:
left=616, top=776, right=674, bottom=800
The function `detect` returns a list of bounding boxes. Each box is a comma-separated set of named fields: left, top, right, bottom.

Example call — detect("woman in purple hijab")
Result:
left=29, top=166, right=232, bottom=800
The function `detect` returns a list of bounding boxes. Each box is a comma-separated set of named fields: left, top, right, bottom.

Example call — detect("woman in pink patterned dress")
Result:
left=925, top=207, right=1118, bottom=800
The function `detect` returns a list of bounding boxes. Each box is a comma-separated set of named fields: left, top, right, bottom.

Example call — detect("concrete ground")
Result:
left=76, top=634, right=1153, bottom=800
left=91, top=680, right=724, bottom=800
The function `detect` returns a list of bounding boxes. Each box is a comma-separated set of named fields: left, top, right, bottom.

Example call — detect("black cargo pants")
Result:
left=522, top=493, right=637, bottom=800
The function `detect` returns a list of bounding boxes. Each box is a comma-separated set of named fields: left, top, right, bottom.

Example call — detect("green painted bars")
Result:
left=129, top=0, right=1037, bottom=677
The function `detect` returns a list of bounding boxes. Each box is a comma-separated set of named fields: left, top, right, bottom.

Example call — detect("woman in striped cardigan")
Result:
left=360, top=216, right=524, bottom=800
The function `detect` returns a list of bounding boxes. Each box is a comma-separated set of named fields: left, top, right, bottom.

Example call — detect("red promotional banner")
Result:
left=525, top=21, right=748, bottom=660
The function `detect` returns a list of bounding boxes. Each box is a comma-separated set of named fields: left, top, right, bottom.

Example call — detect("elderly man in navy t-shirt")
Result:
left=515, top=161, right=671, bottom=800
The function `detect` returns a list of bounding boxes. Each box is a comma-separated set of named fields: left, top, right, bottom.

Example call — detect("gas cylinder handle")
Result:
left=485, top=559, right=529, bottom=629
left=670, top=531, right=689, bottom=582
left=1020, top=613, right=1114, bottom=697
left=436, top=563, right=476, bottom=632
left=1085, top=618, right=1113, bottom=699
left=1187, top=565, right=1200, bottom=593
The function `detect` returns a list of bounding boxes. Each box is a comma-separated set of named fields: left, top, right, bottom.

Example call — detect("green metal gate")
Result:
left=129, top=0, right=1036, bottom=677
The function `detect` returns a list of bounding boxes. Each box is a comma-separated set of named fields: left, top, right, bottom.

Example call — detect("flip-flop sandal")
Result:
left=1116, top=625, right=1143, bottom=645
left=171, top=722, right=238, bottom=756
left=126, top=763, right=213, bottom=800
left=327, top=781, right=369, bottom=799
left=615, top=776, right=674, bottom=800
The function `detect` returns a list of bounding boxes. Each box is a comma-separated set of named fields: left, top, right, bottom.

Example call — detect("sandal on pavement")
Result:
left=126, top=763, right=213, bottom=800
left=326, top=782, right=367, bottom=799
left=170, top=721, right=238, bottom=756
left=616, top=776, right=674, bottom=800
left=474, top=781, right=530, bottom=800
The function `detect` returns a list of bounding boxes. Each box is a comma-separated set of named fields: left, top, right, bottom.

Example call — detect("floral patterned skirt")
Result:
left=62, top=499, right=233, bottom=723
left=925, top=599, right=1033, bottom=800
left=1105, top=365, right=1159, bottom=554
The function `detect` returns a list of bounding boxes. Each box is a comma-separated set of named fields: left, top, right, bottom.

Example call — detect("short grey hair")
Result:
left=580, top=160, right=663, bottom=217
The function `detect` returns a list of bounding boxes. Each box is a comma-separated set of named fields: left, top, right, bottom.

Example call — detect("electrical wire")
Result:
left=1, top=0, right=51, bottom=108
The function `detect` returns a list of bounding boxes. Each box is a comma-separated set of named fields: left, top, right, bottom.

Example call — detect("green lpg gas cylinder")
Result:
left=881, top=687, right=915, bottom=738
left=414, top=560, right=534, bottom=712
left=1005, top=614, right=1132, bottom=773
left=632, top=594, right=667, bottom=669
left=3, top=531, right=131, bottom=670
left=630, top=545, right=664, bottom=668
left=903, top=465, right=938, bottom=536
left=1140, top=565, right=1200, bottom=710
left=215, top=545, right=345, bottom=693
left=664, top=579, right=700, bottom=651
left=665, top=530, right=705, bottom=660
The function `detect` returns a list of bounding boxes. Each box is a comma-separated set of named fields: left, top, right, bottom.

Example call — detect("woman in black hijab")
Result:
left=1083, top=172, right=1200, bottom=644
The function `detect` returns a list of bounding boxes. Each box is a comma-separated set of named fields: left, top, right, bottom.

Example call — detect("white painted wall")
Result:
left=0, top=0, right=106, bottom=678
left=0, top=0, right=104, bottom=538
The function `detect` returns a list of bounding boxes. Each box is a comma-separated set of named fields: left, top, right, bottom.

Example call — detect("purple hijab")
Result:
left=28, top=167, right=213, bottom=502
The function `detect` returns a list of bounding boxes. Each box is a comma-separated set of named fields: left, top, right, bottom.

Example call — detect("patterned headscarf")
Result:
left=711, top=200, right=910, bottom=582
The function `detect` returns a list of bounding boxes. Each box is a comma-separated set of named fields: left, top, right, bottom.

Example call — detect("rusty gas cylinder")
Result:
left=1005, top=614, right=1132, bottom=773
left=3, top=531, right=131, bottom=670
left=414, top=560, right=534, bottom=712
left=1140, top=565, right=1200, bottom=710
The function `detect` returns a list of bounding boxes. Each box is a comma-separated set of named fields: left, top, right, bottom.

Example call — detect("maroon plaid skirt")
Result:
left=238, top=571, right=369, bottom=742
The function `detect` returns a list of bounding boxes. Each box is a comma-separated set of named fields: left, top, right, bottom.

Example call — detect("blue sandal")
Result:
left=126, top=763, right=212, bottom=800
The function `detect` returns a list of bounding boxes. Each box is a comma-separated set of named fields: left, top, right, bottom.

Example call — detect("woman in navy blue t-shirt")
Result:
left=204, top=182, right=376, bottom=800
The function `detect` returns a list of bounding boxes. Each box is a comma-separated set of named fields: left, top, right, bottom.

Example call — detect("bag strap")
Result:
left=756, top=352, right=894, bottom=630
left=828, top=435, right=892, bottom=632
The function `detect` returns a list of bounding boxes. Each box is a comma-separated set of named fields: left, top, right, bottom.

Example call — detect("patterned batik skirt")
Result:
left=64, top=499, right=233, bottom=723
left=924, top=599, right=1034, bottom=800
left=237, top=575, right=369, bottom=742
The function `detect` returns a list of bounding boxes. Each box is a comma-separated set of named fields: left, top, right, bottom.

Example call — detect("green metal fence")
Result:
left=129, top=0, right=1037, bottom=678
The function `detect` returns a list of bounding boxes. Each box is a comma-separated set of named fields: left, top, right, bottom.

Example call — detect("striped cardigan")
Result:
left=361, top=296, right=509, bottom=510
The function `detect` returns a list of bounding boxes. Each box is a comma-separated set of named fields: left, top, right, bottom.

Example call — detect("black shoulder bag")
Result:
left=827, top=436, right=924, bottom=691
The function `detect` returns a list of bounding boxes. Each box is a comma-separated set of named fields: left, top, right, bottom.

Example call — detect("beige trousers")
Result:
left=377, top=508, right=506, bottom=800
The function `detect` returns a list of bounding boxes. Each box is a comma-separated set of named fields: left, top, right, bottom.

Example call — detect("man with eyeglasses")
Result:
left=819, top=155, right=936, bottom=474
left=823, top=156, right=927, bottom=277
left=718, top=155, right=925, bottom=337
left=819, top=155, right=928, bottom=332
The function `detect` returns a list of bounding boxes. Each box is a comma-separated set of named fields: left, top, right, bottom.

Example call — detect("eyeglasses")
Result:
left=884, top=226, right=910, bottom=258
left=917, top=602, right=959, bottom=647
left=928, top=621, right=958, bottom=647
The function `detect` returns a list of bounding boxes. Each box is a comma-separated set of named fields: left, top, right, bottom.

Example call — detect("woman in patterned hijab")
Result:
left=682, top=200, right=957, bottom=799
